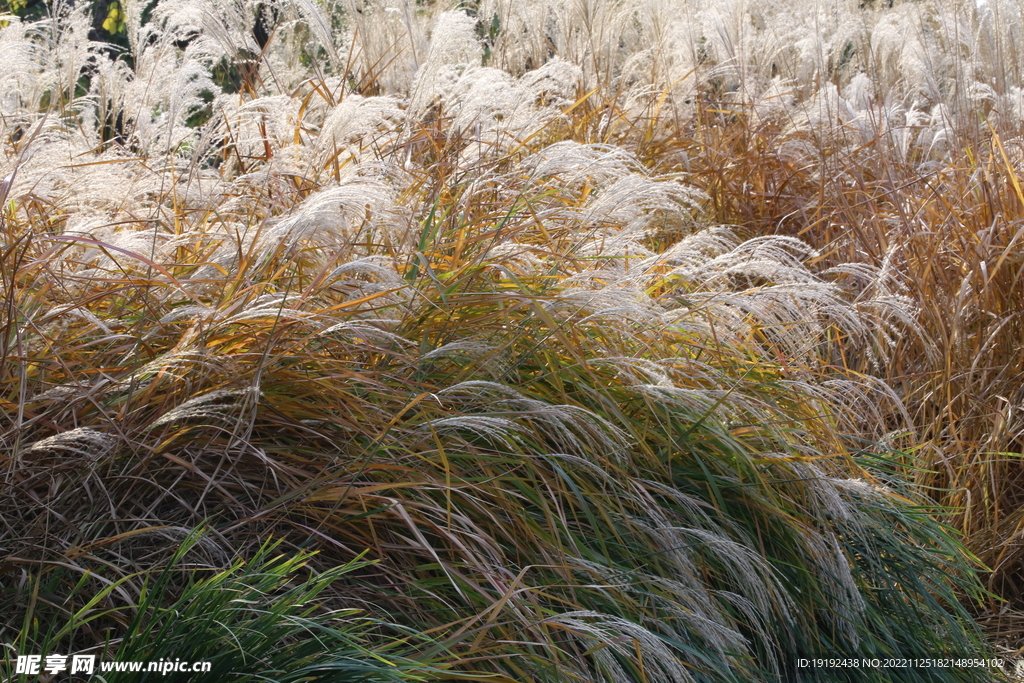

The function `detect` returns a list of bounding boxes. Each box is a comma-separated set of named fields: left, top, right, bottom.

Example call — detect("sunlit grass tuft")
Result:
left=3, top=529, right=435, bottom=682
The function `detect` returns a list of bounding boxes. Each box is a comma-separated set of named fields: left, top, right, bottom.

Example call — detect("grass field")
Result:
left=2, top=0, right=1023, bottom=680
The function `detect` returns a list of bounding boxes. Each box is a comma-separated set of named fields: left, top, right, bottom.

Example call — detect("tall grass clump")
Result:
left=0, top=0, right=1013, bottom=678
left=634, top=0, right=1024, bottom=619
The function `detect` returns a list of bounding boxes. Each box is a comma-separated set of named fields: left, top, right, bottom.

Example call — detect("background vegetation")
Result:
left=1, top=0, right=1022, bottom=680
